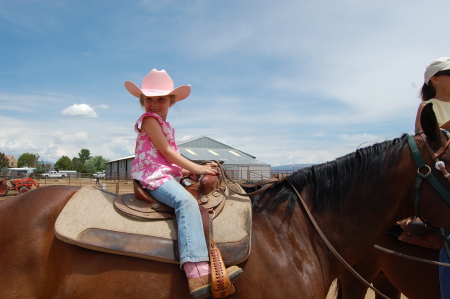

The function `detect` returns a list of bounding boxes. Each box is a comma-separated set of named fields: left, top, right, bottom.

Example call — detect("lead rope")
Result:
left=374, top=244, right=450, bottom=268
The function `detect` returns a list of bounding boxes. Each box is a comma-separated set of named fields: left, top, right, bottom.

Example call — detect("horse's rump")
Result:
left=55, top=185, right=251, bottom=265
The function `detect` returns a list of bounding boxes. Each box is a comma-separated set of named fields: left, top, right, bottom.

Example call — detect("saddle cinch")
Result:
left=54, top=169, right=252, bottom=267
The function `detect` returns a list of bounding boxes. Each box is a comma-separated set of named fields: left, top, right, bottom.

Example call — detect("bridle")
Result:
left=408, top=130, right=450, bottom=223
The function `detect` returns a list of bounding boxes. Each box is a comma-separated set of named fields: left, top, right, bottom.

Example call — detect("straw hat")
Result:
left=124, top=69, right=191, bottom=101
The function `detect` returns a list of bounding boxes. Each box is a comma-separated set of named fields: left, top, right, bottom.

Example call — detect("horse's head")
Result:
left=416, top=102, right=450, bottom=228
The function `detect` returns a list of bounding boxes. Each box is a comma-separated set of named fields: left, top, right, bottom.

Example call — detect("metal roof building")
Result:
left=105, top=137, right=271, bottom=181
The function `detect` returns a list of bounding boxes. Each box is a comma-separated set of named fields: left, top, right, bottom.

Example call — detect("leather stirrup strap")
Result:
left=198, top=205, right=211, bottom=249
left=199, top=205, right=235, bottom=297
left=209, top=236, right=235, bottom=298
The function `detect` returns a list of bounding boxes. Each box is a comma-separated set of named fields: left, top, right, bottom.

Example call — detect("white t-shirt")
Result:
left=426, top=98, right=450, bottom=126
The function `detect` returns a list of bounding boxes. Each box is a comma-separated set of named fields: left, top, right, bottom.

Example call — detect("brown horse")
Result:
left=337, top=231, right=440, bottom=299
left=1, top=103, right=450, bottom=298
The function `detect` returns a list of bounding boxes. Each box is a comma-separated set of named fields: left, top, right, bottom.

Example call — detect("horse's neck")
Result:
left=250, top=208, right=333, bottom=297
left=313, top=162, right=417, bottom=266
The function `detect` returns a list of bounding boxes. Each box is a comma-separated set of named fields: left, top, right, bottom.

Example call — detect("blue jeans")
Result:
left=147, top=178, right=209, bottom=267
left=440, top=232, right=450, bottom=299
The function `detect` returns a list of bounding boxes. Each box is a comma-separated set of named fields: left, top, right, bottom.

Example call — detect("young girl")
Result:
left=125, top=69, right=242, bottom=299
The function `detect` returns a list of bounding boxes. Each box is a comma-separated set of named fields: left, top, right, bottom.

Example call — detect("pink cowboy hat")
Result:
left=124, top=69, right=191, bottom=101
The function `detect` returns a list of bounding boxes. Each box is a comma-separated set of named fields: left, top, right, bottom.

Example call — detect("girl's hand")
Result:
left=184, top=172, right=200, bottom=182
left=182, top=162, right=218, bottom=181
left=195, top=162, right=219, bottom=176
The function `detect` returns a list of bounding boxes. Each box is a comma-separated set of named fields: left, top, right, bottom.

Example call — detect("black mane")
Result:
left=252, top=134, right=410, bottom=217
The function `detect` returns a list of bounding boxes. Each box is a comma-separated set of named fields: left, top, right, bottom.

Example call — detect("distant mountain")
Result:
left=270, top=164, right=314, bottom=171
left=41, top=161, right=54, bottom=166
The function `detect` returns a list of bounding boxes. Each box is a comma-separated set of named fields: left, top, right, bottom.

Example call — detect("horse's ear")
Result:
left=420, top=103, right=440, bottom=141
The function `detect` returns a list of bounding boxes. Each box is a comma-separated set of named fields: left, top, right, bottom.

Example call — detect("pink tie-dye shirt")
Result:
left=131, top=112, right=182, bottom=190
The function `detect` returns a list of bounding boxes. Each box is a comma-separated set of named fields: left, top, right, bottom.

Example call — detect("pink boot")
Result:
left=184, top=262, right=243, bottom=299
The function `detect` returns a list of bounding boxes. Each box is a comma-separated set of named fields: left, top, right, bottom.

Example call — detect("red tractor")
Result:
left=0, top=177, right=40, bottom=197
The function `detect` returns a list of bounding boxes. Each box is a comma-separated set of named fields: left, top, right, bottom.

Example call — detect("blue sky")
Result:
left=1, top=0, right=449, bottom=166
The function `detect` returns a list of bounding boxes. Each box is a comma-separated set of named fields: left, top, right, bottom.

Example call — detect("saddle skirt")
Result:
left=55, top=185, right=251, bottom=265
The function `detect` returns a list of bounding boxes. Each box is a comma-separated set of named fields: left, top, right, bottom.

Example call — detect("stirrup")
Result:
left=210, top=236, right=236, bottom=298
left=189, top=266, right=243, bottom=299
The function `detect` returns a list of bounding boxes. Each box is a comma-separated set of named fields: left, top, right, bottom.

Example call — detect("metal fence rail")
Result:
left=1, top=168, right=302, bottom=198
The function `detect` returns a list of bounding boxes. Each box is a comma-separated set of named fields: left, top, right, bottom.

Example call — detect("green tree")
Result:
left=78, top=149, right=91, bottom=164
left=18, top=153, right=40, bottom=168
left=33, top=160, right=52, bottom=174
left=72, top=157, right=84, bottom=173
left=0, top=152, right=8, bottom=168
left=34, top=160, right=46, bottom=173
left=54, top=156, right=74, bottom=171
left=84, top=156, right=109, bottom=173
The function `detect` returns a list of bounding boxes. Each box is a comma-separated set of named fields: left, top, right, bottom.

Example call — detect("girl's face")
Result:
left=142, top=96, right=173, bottom=120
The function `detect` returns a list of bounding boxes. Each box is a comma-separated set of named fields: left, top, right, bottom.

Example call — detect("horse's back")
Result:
left=0, top=186, right=193, bottom=298
left=0, top=185, right=79, bottom=298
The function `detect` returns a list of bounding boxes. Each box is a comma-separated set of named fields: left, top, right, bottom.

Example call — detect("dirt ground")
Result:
left=0, top=179, right=408, bottom=299
left=326, top=280, right=408, bottom=298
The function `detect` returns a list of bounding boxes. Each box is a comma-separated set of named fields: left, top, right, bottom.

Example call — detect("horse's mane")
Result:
left=252, top=133, right=410, bottom=218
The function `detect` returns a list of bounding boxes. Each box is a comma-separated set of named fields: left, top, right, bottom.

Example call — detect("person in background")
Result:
left=420, top=57, right=450, bottom=128
left=125, top=69, right=242, bottom=299
left=419, top=57, right=450, bottom=299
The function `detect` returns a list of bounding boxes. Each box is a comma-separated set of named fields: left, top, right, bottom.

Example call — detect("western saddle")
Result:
left=113, top=162, right=236, bottom=297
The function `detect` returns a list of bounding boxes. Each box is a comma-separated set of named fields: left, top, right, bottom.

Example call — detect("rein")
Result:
left=212, top=162, right=391, bottom=299
left=213, top=162, right=286, bottom=197
left=283, top=178, right=390, bottom=299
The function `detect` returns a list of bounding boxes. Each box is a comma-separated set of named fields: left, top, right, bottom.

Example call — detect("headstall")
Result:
left=408, top=130, right=450, bottom=219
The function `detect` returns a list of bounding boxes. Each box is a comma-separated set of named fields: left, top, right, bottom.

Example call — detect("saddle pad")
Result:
left=55, top=185, right=251, bottom=265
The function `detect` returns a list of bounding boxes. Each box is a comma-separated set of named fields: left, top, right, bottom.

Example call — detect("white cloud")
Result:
left=61, top=104, right=98, bottom=118
left=2, top=0, right=450, bottom=167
